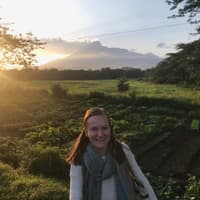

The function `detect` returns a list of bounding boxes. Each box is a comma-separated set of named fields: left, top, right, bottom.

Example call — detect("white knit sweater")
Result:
left=69, top=143, right=157, bottom=200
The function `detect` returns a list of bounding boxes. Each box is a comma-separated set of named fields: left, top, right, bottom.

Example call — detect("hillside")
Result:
left=40, top=41, right=162, bottom=70
left=0, top=79, right=200, bottom=199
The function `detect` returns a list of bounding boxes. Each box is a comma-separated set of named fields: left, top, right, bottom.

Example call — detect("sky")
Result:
left=0, top=0, right=198, bottom=66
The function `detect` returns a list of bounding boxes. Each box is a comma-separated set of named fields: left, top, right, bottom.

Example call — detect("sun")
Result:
left=34, top=49, right=69, bottom=66
left=0, top=0, right=90, bottom=38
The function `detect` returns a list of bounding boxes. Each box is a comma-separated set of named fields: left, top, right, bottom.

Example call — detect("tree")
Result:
left=51, top=83, right=68, bottom=98
left=166, top=0, right=200, bottom=34
left=149, top=39, right=200, bottom=86
left=0, top=19, right=43, bottom=69
left=117, top=77, right=130, bottom=92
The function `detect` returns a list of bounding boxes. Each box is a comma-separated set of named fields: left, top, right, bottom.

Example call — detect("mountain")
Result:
left=40, top=41, right=163, bottom=70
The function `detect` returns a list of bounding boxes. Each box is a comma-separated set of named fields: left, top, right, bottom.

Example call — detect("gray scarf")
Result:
left=82, top=144, right=148, bottom=200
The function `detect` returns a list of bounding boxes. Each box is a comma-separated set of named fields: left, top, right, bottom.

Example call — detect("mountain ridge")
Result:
left=39, top=41, right=163, bottom=70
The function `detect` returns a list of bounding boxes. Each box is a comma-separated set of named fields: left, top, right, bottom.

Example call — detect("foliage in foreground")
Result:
left=0, top=161, right=68, bottom=200
left=0, top=79, right=200, bottom=199
left=0, top=19, right=43, bottom=69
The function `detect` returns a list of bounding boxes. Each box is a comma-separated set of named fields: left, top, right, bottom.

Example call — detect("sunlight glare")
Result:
left=35, top=50, right=69, bottom=65
left=0, top=0, right=91, bottom=38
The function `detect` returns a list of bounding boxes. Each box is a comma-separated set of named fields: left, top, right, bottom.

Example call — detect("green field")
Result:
left=15, top=79, right=200, bottom=104
left=0, top=77, right=200, bottom=199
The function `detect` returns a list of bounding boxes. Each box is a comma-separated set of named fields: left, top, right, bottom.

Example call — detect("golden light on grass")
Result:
left=0, top=69, right=12, bottom=82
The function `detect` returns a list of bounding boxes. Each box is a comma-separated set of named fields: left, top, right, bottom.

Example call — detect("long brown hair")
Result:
left=66, top=107, right=125, bottom=165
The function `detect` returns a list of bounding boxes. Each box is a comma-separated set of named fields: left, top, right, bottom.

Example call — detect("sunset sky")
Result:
left=0, top=0, right=198, bottom=66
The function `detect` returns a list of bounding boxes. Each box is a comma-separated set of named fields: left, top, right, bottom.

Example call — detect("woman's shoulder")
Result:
left=121, top=142, right=131, bottom=151
left=70, top=163, right=82, bottom=176
left=121, top=143, right=135, bottom=157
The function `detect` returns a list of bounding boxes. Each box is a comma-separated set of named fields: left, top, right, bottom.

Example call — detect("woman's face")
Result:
left=86, top=114, right=111, bottom=155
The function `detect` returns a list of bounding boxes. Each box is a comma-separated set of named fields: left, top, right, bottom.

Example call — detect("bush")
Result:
left=10, top=176, right=68, bottom=200
left=146, top=173, right=182, bottom=199
left=161, top=116, right=182, bottom=131
left=0, top=161, right=16, bottom=187
left=183, top=176, right=200, bottom=200
left=117, top=77, right=130, bottom=92
left=111, top=119, right=130, bottom=133
left=0, top=161, right=68, bottom=200
left=0, top=137, right=24, bottom=168
left=25, top=126, right=70, bottom=146
left=51, top=84, right=67, bottom=98
left=22, top=145, right=69, bottom=180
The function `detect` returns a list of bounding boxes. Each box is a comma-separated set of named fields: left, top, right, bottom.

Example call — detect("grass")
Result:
left=0, top=77, right=200, bottom=199
left=21, top=79, right=200, bottom=105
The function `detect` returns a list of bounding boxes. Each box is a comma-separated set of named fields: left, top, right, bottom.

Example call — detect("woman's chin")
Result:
left=92, top=143, right=108, bottom=154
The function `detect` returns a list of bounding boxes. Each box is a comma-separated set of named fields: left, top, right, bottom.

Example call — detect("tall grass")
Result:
left=22, top=80, right=200, bottom=104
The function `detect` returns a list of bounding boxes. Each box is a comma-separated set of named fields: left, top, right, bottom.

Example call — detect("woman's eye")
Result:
left=91, top=127, right=98, bottom=131
left=102, top=126, right=108, bottom=130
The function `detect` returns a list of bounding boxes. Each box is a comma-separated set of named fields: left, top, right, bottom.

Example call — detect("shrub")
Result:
left=51, top=84, right=67, bottom=98
left=111, top=119, right=130, bottom=133
left=0, top=161, right=16, bottom=187
left=161, top=116, right=182, bottom=131
left=146, top=173, right=182, bottom=200
left=22, top=145, right=69, bottom=180
left=10, top=176, right=68, bottom=200
left=25, top=126, right=70, bottom=146
left=0, top=161, right=68, bottom=200
left=190, top=119, right=199, bottom=130
left=0, top=137, right=24, bottom=168
left=117, top=77, right=130, bottom=92
left=183, top=175, right=200, bottom=199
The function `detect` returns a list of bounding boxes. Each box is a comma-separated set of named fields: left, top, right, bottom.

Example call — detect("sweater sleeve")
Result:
left=69, top=164, right=83, bottom=200
left=122, top=143, right=158, bottom=200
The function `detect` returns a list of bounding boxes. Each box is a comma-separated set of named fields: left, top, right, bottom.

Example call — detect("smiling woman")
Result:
left=66, top=107, right=157, bottom=200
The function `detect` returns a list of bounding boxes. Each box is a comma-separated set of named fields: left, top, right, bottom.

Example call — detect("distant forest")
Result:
left=1, top=67, right=144, bottom=80
left=1, top=39, right=200, bottom=88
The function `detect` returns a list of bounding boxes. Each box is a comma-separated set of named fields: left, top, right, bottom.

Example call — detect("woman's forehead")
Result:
left=86, top=115, right=109, bottom=125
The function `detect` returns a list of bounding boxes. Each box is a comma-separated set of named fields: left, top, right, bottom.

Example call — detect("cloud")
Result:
left=41, top=38, right=93, bottom=54
left=157, top=42, right=175, bottom=49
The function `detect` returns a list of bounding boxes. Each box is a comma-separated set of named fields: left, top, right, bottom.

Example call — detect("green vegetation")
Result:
left=117, top=76, right=130, bottom=92
left=0, top=19, right=43, bottom=69
left=4, top=79, right=199, bottom=104
left=0, top=78, right=200, bottom=199
left=51, top=84, right=68, bottom=98
left=148, top=39, right=200, bottom=87
left=0, top=161, right=68, bottom=200
left=166, top=0, right=200, bottom=34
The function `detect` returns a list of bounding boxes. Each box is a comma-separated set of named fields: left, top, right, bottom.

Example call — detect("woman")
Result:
left=67, top=107, right=157, bottom=200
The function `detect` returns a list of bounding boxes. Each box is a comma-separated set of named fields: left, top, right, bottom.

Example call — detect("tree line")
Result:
left=1, top=67, right=144, bottom=80
left=1, top=0, right=200, bottom=86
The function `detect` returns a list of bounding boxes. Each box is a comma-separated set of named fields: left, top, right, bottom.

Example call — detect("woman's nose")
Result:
left=97, top=129, right=103, bottom=136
